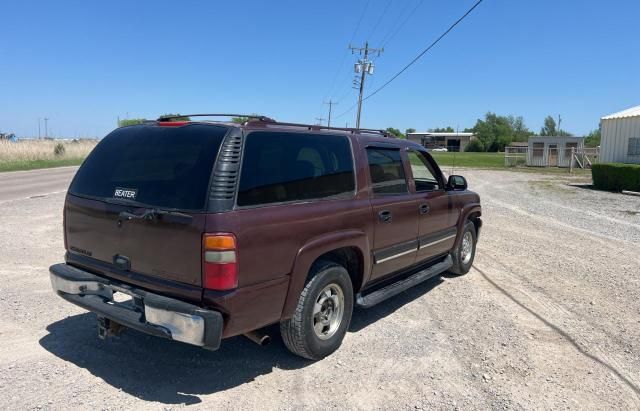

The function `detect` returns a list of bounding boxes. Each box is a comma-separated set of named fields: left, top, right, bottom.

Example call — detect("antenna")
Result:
left=451, top=125, right=459, bottom=175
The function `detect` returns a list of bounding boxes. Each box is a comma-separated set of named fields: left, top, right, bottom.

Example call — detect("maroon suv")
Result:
left=49, top=114, right=481, bottom=360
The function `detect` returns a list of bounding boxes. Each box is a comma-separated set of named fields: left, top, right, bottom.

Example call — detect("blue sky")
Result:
left=1, top=0, right=639, bottom=138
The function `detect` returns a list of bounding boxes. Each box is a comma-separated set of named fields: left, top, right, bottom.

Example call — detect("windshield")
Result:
left=69, top=124, right=228, bottom=211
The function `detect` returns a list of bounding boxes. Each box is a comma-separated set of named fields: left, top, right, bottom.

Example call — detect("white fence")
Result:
left=505, top=147, right=600, bottom=169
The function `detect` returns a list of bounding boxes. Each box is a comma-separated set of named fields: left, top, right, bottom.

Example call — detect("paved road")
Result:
left=0, top=167, right=77, bottom=203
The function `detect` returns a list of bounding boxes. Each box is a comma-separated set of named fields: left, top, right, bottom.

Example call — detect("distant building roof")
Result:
left=407, top=132, right=474, bottom=137
left=602, top=105, right=640, bottom=120
left=509, top=142, right=528, bottom=147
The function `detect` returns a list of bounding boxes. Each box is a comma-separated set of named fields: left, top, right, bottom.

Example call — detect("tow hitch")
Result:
left=97, top=316, right=127, bottom=339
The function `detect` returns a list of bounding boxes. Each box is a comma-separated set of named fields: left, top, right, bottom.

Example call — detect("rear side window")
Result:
left=237, top=132, right=355, bottom=206
left=366, top=147, right=408, bottom=195
left=69, top=124, right=228, bottom=210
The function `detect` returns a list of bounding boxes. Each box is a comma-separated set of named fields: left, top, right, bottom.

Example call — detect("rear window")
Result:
left=366, top=147, right=408, bottom=195
left=69, top=124, right=228, bottom=211
left=237, top=132, right=355, bottom=206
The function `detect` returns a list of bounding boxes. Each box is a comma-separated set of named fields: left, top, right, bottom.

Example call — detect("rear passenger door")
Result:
left=366, top=146, right=419, bottom=281
left=407, top=149, right=457, bottom=262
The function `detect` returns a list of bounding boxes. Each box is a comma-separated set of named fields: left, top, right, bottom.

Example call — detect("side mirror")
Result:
left=447, top=175, right=467, bottom=191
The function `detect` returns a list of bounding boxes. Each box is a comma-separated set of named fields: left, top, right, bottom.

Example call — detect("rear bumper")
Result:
left=49, top=263, right=223, bottom=350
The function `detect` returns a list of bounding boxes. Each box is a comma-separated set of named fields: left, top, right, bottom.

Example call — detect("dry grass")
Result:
left=0, top=139, right=98, bottom=172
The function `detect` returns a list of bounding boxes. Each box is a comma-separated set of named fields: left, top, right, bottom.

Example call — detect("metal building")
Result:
left=527, top=136, right=585, bottom=167
left=600, top=105, right=640, bottom=164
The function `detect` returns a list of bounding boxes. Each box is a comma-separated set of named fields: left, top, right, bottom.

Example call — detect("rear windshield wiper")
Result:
left=118, top=208, right=193, bottom=225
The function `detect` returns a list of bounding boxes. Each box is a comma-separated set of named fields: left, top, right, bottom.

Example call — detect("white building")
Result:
left=406, top=132, right=476, bottom=152
left=527, top=136, right=585, bottom=167
left=600, top=105, right=640, bottom=164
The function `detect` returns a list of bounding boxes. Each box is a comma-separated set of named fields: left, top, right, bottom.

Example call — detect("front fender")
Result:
left=453, top=202, right=482, bottom=248
left=280, top=229, right=370, bottom=319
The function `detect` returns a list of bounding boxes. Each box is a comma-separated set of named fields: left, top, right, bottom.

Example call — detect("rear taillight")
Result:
left=202, top=233, right=238, bottom=290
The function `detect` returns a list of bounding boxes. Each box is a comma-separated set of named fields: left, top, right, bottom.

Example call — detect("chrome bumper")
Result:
left=49, top=263, right=223, bottom=350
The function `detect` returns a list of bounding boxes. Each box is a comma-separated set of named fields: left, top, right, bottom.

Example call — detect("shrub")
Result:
left=592, top=163, right=640, bottom=192
left=53, top=143, right=66, bottom=157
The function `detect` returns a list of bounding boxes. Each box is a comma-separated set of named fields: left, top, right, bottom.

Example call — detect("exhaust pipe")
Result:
left=244, top=329, right=271, bottom=346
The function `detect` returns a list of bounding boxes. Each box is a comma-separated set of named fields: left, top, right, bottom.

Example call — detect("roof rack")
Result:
left=256, top=121, right=393, bottom=137
left=156, top=113, right=275, bottom=122
left=155, top=113, right=393, bottom=138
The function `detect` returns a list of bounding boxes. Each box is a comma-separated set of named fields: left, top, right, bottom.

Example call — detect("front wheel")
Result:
left=449, top=221, right=477, bottom=275
left=280, top=261, right=353, bottom=360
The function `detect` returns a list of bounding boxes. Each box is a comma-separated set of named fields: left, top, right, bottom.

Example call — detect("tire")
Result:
left=280, top=261, right=354, bottom=360
left=449, top=221, right=477, bottom=275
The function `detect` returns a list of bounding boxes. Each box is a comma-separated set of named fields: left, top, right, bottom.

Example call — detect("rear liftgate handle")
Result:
left=378, top=210, right=392, bottom=223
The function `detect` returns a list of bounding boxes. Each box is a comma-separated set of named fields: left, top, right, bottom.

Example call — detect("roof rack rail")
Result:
left=258, top=121, right=393, bottom=137
left=156, top=113, right=275, bottom=122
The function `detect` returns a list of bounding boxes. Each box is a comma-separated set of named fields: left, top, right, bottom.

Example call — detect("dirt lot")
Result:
left=1, top=168, right=639, bottom=410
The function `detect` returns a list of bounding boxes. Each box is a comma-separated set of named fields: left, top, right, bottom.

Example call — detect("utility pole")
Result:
left=314, top=117, right=326, bottom=126
left=323, top=99, right=338, bottom=128
left=557, top=114, right=562, bottom=135
left=44, top=117, right=49, bottom=138
left=38, top=118, right=41, bottom=139
left=349, top=41, right=383, bottom=129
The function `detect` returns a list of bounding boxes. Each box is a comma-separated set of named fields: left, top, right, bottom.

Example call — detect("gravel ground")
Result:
left=1, top=168, right=639, bottom=410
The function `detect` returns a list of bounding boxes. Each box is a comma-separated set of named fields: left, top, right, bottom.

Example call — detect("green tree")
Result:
left=585, top=128, right=601, bottom=147
left=385, top=127, right=405, bottom=139
left=231, top=114, right=262, bottom=124
left=118, top=118, right=146, bottom=127
left=508, top=116, right=533, bottom=141
left=540, top=116, right=557, bottom=136
left=468, top=112, right=514, bottom=152
left=540, top=115, right=573, bottom=136
left=405, top=128, right=416, bottom=135
left=429, top=126, right=455, bottom=133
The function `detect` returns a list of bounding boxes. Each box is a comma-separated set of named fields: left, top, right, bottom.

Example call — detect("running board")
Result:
left=355, top=255, right=453, bottom=308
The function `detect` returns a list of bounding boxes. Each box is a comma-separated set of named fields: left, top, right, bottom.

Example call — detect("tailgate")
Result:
left=65, top=194, right=206, bottom=287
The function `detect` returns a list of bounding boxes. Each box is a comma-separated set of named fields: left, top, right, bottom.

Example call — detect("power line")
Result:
left=324, top=0, right=371, bottom=101
left=380, top=0, right=425, bottom=48
left=333, top=101, right=358, bottom=120
left=363, top=0, right=484, bottom=103
left=366, top=0, right=392, bottom=42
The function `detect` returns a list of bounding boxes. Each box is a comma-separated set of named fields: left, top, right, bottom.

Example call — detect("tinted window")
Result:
left=237, top=132, right=355, bottom=206
left=366, top=147, right=408, bottom=195
left=69, top=124, right=227, bottom=210
left=408, top=151, right=441, bottom=191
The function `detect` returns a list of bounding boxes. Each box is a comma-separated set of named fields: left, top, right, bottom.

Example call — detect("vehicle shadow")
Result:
left=349, top=275, right=444, bottom=333
left=40, top=275, right=445, bottom=405
left=39, top=314, right=310, bottom=405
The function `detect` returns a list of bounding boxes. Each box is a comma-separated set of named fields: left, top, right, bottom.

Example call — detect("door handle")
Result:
left=419, top=203, right=430, bottom=215
left=378, top=210, right=392, bottom=223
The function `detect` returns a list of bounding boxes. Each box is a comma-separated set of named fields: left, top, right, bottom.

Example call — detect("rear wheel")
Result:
left=280, top=261, right=353, bottom=360
left=449, top=221, right=476, bottom=275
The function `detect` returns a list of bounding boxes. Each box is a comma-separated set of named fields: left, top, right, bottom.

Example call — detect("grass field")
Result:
left=0, top=139, right=97, bottom=172
left=430, top=152, right=505, bottom=169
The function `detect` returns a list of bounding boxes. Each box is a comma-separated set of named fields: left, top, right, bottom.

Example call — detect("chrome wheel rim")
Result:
left=312, top=283, right=344, bottom=340
left=461, top=231, right=473, bottom=265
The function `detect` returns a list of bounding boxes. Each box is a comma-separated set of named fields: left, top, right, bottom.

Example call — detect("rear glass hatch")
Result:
left=65, top=123, right=229, bottom=289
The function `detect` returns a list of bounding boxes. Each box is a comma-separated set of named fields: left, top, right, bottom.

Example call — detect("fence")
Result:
left=504, top=146, right=600, bottom=169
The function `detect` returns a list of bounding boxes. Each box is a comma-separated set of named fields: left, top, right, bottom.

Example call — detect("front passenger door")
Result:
left=366, top=146, right=419, bottom=281
left=408, top=150, right=457, bottom=262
